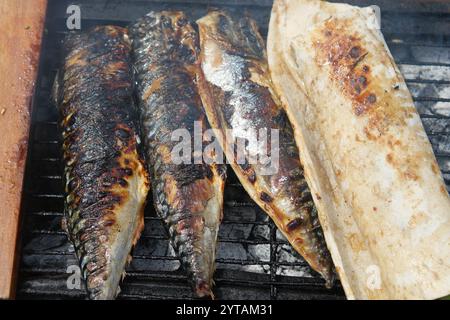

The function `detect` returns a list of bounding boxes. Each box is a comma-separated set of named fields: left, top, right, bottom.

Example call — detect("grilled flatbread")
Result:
left=268, top=0, right=450, bottom=299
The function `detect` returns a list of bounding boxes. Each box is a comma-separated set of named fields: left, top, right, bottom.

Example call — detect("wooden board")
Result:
left=0, top=0, right=47, bottom=299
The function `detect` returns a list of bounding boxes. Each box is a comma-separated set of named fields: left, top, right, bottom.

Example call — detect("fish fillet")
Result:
left=129, top=11, right=226, bottom=298
left=53, top=26, right=149, bottom=299
left=196, top=10, right=335, bottom=285
left=268, top=0, right=450, bottom=299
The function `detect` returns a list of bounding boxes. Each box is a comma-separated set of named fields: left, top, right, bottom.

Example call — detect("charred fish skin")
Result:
left=196, top=10, right=334, bottom=286
left=129, top=11, right=226, bottom=298
left=54, top=26, right=149, bottom=300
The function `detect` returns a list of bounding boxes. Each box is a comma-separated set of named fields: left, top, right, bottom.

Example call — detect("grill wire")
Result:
left=16, top=0, right=450, bottom=300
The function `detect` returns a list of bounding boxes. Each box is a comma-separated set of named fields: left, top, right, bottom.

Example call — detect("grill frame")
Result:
left=16, top=0, right=450, bottom=300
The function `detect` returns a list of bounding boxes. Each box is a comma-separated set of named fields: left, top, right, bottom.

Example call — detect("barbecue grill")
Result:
left=16, top=0, right=450, bottom=300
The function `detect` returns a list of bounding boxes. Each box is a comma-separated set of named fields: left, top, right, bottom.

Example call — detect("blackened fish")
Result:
left=53, top=26, right=149, bottom=299
left=196, top=10, right=335, bottom=286
left=129, top=11, right=226, bottom=298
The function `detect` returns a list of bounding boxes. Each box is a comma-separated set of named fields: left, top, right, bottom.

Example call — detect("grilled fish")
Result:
left=129, top=11, right=226, bottom=298
left=196, top=10, right=334, bottom=285
left=53, top=26, right=149, bottom=299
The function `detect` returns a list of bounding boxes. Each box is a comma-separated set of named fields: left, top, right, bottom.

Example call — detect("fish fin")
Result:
left=115, top=285, right=121, bottom=298
left=61, top=216, right=68, bottom=233
left=126, top=254, right=133, bottom=266
left=51, top=70, right=63, bottom=108
left=132, top=207, right=145, bottom=247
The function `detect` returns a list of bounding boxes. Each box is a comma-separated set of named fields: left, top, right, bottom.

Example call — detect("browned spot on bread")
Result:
left=386, top=152, right=422, bottom=182
left=313, top=18, right=414, bottom=139
left=364, top=126, right=379, bottom=141
left=315, top=193, right=322, bottom=200
left=347, top=233, right=364, bottom=253
left=366, top=93, right=377, bottom=104
left=403, top=170, right=418, bottom=181
left=387, top=138, right=402, bottom=149
left=408, top=212, right=427, bottom=228
left=431, top=163, right=439, bottom=174
left=373, top=207, right=377, bottom=211
left=386, top=153, right=394, bottom=164
left=349, top=46, right=361, bottom=58
left=440, top=185, right=447, bottom=194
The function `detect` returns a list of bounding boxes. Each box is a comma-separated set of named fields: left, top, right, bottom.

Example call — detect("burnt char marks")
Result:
left=58, top=26, right=144, bottom=299
left=314, top=20, right=376, bottom=117
left=145, top=71, right=202, bottom=136
left=238, top=162, right=256, bottom=184
left=130, top=12, right=204, bottom=150
left=168, top=164, right=213, bottom=188
left=286, top=217, right=304, bottom=231
left=314, top=18, right=415, bottom=141
left=259, top=192, right=273, bottom=203
left=130, top=11, right=216, bottom=186
left=199, top=10, right=335, bottom=285
left=210, top=10, right=265, bottom=60
left=131, top=12, right=224, bottom=298
left=129, top=11, right=199, bottom=75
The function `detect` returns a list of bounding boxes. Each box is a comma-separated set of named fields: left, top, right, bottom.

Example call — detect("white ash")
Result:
left=242, top=264, right=271, bottom=274
left=422, top=118, right=450, bottom=134
left=276, top=244, right=313, bottom=278
left=438, top=157, right=450, bottom=172
left=223, top=206, right=257, bottom=222
left=247, top=244, right=270, bottom=262
left=276, top=229, right=288, bottom=243
left=24, top=234, right=70, bottom=253
left=430, top=135, right=450, bottom=154
left=217, top=242, right=247, bottom=261
left=399, top=64, right=450, bottom=82
left=130, top=240, right=180, bottom=272
left=252, top=224, right=270, bottom=240
left=410, top=46, right=450, bottom=65
left=443, top=174, right=450, bottom=192
left=408, top=82, right=450, bottom=100
left=416, top=101, right=450, bottom=117
left=219, top=223, right=253, bottom=240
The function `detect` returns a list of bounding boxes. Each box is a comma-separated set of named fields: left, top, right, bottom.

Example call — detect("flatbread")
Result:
left=267, top=0, right=450, bottom=299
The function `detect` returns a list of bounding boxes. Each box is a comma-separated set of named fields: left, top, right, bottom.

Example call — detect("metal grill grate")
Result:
left=16, top=0, right=450, bottom=300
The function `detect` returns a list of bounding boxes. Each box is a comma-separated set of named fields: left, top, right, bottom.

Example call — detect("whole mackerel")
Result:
left=129, top=11, right=226, bottom=298
left=196, top=11, right=335, bottom=285
left=53, top=26, right=149, bottom=299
